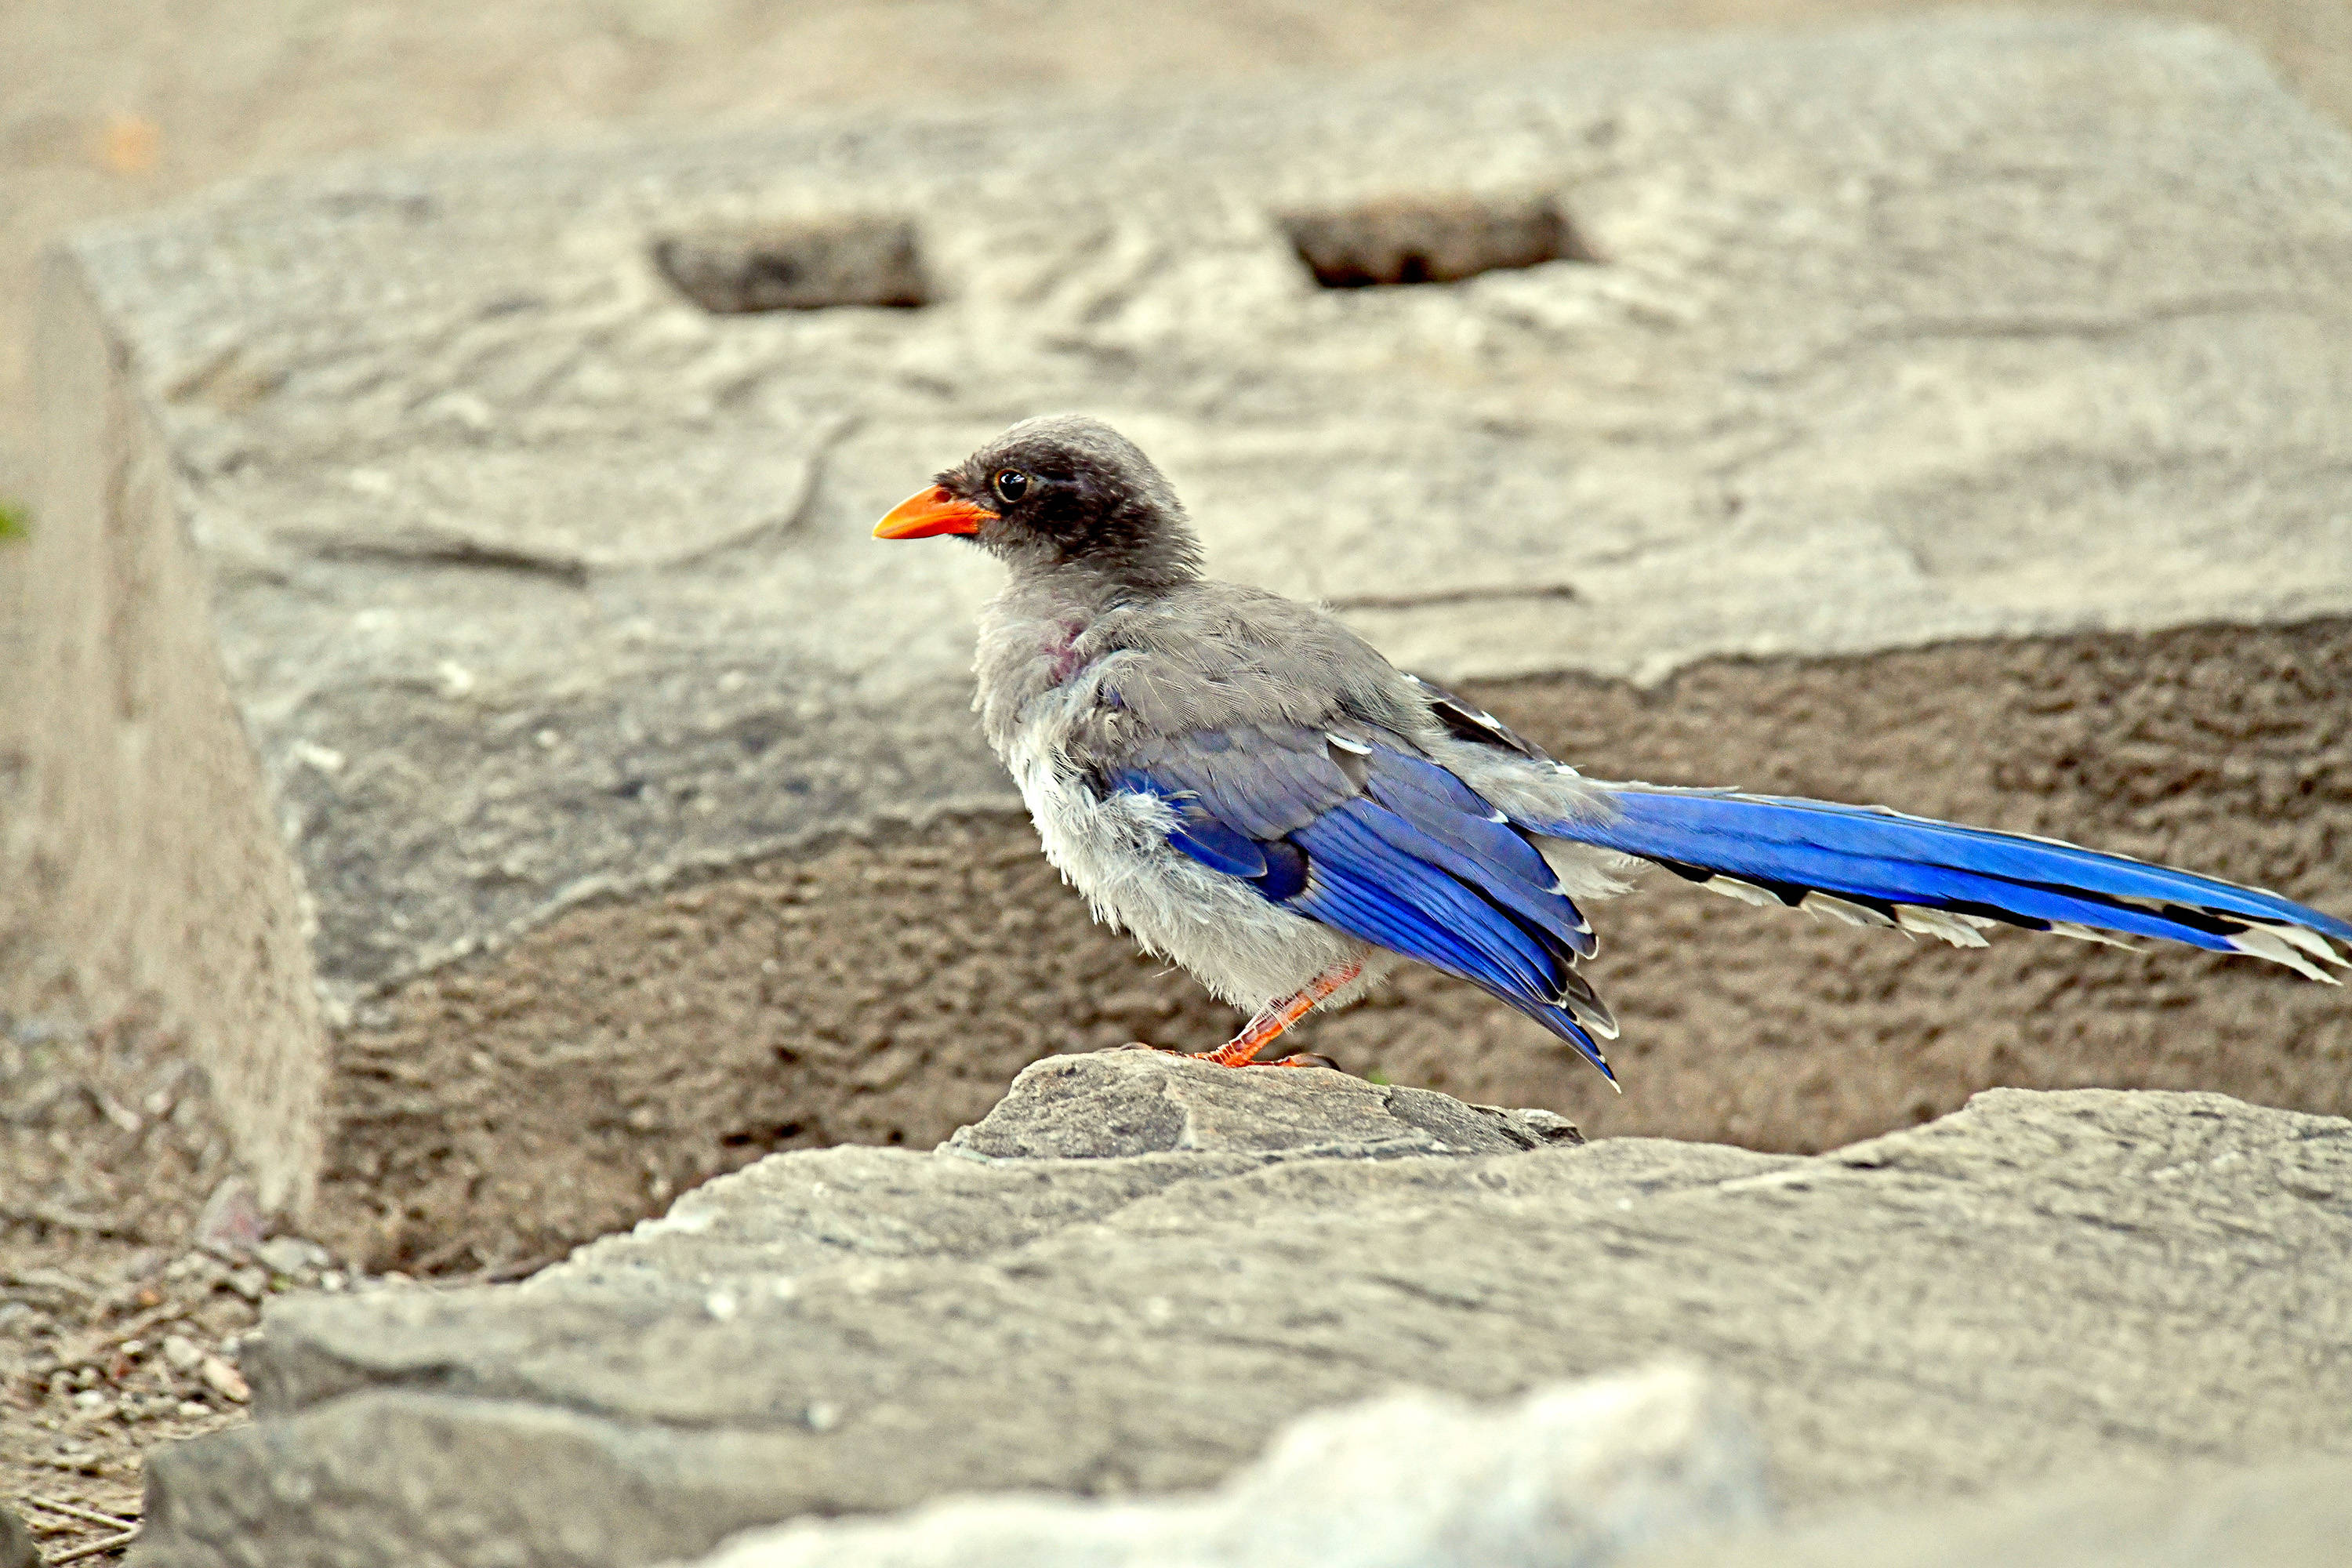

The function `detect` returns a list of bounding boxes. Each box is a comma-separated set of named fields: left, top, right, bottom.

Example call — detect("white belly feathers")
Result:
left=1000, top=685, right=1365, bottom=1013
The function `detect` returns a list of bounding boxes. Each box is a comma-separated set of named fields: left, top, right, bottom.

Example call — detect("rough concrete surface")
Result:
left=130, top=1056, right=2352, bottom=1568
left=1629, top=1454, right=2352, bottom=1568
left=7, top=2, right=2352, bottom=514
left=10, top=14, right=2352, bottom=1248
left=676, top=1363, right=1766, bottom=1568
left=318, top=617, right=2352, bottom=1272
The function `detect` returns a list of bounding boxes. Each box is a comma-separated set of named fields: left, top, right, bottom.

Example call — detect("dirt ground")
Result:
left=0, top=1005, right=386, bottom=1563
left=3, top=0, right=2350, bottom=1557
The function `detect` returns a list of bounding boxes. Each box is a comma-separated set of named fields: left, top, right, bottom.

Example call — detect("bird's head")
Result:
left=873, top=415, right=1203, bottom=590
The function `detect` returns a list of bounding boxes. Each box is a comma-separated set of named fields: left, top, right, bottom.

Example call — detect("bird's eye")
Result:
left=992, top=469, right=1029, bottom=505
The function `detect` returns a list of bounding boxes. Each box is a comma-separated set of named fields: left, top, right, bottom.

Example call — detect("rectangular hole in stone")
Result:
left=652, top=216, right=929, bottom=313
left=1280, top=195, right=1600, bottom=289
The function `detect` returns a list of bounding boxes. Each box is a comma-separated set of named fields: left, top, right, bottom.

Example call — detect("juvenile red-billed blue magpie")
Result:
left=876, top=415, right=2350, bottom=1080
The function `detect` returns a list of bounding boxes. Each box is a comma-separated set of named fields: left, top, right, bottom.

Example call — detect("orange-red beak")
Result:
left=873, top=485, right=994, bottom=540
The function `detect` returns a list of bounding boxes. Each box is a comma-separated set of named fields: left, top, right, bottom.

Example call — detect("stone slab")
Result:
left=57, top=11, right=2352, bottom=1001
left=674, top=1363, right=1767, bottom=1568
left=132, top=1058, right=2352, bottom=1567
left=12, top=16, right=2352, bottom=1212
left=310, top=622, right=2352, bottom=1279
left=1630, top=1454, right=2352, bottom=1568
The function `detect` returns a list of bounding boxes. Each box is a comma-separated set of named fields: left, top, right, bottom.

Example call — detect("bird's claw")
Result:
left=1108, top=1041, right=1344, bottom=1072
left=1250, top=1051, right=1341, bottom=1070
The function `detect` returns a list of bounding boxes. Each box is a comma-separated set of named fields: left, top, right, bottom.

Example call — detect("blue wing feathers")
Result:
left=1112, top=733, right=1615, bottom=1075
left=1342, top=788, right=1595, bottom=960
left=1298, top=808, right=1559, bottom=997
left=1165, top=818, right=1265, bottom=880
left=1297, top=858, right=1497, bottom=988
left=1298, top=855, right=1611, bottom=1073
left=1360, top=754, right=1587, bottom=937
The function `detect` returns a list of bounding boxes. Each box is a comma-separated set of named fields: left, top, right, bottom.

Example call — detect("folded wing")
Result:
left=1113, top=728, right=1620, bottom=1076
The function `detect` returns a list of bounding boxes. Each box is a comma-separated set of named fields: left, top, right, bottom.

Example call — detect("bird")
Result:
left=874, top=414, right=2351, bottom=1081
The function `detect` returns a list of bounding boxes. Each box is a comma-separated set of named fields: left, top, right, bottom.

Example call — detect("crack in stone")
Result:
left=1327, top=584, right=1580, bottom=613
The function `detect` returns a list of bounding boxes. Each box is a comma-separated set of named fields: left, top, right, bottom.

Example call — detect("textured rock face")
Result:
left=675, top=1364, right=1768, bottom=1568
left=11, top=14, right=2352, bottom=1229
left=319, top=620, right=2352, bottom=1276
left=1630, top=1454, right=2352, bottom=1568
left=132, top=1059, right=2352, bottom=1568
left=940, top=1047, right=1585, bottom=1160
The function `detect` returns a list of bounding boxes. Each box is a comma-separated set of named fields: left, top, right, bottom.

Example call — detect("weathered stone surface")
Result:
left=676, top=1363, right=1767, bottom=1568
left=1631, top=1454, right=2352, bottom=1568
left=942, top=1049, right=1584, bottom=1160
left=307, top=622, right=2352, bottom=1278
left=133, top=1060, right=2352, bottom=1567
left=522, top=1053, right=1586, bottom=1306
left=10, top=16, right=2352, bottom=1221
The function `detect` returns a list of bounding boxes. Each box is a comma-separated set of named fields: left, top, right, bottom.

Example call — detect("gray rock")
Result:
left=1630, top=1454, right=2352, bottom=1568
left=675, top=1363, right=1767, bottom=1568
left=942, top=1051, right=1584, bottom=1160
left=132, top=1062, right=2352, bottom=1568
left=524, top=1054, right=1584, bottom=1308
left=11, top=16, right=2352, bottom=1218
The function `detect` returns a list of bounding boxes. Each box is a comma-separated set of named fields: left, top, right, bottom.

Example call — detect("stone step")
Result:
left=132, top=1056, right=2352, bottom=1566
left=9, top=14, right=2352, bottom=1255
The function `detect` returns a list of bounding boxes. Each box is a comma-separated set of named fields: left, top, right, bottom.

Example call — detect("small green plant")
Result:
left=1365, top=1067, right=1393, bottom=1087
left=0, top=499, right=26, bottom=543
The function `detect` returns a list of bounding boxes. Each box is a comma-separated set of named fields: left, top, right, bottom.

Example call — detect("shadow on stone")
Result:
left=652, top=216, right=930, bottom=313
left=1279, top=193, right=1601, bottom=287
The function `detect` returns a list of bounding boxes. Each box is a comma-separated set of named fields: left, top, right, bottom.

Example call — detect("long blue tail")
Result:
left=1530, top=783, right=2352, bottom=980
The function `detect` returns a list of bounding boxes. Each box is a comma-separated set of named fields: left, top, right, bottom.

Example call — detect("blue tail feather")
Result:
left=1529, top=783, right=2351, bottom=970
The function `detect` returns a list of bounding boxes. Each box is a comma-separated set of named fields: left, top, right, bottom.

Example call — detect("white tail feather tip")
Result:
left=1703, top=876, right=1781, bottom=909
left=1799, top=892, right=1898, bottom=930
left=2045, top=921, right=2142, bottom=953
left=1893, top=906, right=1993, bottom=949
left=2227, top=925, right=2342, bottom=984
left=2244, top=919, right=2351, bottom=968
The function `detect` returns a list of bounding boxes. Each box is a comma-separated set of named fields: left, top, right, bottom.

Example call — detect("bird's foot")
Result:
left=1191, top=1036, right=1344, bottom=1069
left=1240, top=1051, right=1341, bottom=1070
left=1117, top=960, right=1363, bottom=1071
left=1114, top=1040, right=1341, bottom=1071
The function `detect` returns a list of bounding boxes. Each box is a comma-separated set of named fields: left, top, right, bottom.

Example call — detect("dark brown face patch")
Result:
left=950, top=429, right=1203, bottom=586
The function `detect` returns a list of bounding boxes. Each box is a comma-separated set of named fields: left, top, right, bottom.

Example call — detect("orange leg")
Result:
left=1194, top=962, right=1363, bottom=1069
